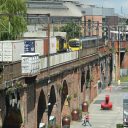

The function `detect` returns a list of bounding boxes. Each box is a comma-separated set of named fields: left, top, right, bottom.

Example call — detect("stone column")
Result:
left=20, top=87, right=28, bottom=128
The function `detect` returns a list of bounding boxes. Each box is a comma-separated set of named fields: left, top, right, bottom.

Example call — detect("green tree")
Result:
left=0, top=0, right=27, bottom=40
left=60, top=22, right=81, bottom=40
left=126, top=19, right=128, bottom=25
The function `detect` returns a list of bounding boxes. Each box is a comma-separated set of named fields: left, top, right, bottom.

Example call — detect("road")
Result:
left=70, top=84, right=128, bottom=128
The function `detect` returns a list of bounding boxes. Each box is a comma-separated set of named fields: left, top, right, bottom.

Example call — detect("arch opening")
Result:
left=86, top=68, right=90, bottom=88
left=81, top=71, right=85, bottom=92
left=61, top=80, right=68, bottom=111
left=3, top=91, right=22, bottom=128
left=37, top=90, right=46, bottom=128
left=48, top=85, right=56, bottom=119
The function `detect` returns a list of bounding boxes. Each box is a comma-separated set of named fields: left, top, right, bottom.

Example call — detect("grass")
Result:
left=120, top=76, right=128, bottom=82
left=116, top=124, right=124, bottom=128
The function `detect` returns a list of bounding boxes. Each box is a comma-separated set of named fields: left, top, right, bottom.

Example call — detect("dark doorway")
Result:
left=3, top=91, right=22, bottom=128
left=61, top=80, right=68, bottom=111
left=81, top=71, right=85, bottom=92
left=86, top=68, right=90, bottom=88
left=48, top=85, right=56, bottom=119
left=37, top=90, right=46, bottom=128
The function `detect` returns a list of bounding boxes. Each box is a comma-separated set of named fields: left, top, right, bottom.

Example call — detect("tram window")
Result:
left=69, top=41, right=80, bottom=47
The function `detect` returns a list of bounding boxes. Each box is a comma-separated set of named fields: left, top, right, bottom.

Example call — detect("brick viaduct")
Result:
left=0, top=40, right=128, bottom=128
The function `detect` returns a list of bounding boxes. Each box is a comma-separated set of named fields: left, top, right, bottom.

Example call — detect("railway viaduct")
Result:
left=0, top=40, right=124, bottom=128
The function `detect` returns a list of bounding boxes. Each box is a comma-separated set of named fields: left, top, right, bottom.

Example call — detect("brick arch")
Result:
left=85, top=66, right=91, bottom=101
left=81, top=71, right=85, bottom=92
left=48, top=85, right=56, bottom=119
left=37, top=89, right=46, bottom=128
left=100, top=62, right=103, bottom=72
left=61, top=80, right=68, bottom=111
left=86, top=66, right=90, bottom=87
left=80, top=66, right=88, bottom=102
left=3, top=91, right=22, bottom=128
left=100, top=60, right=106, bottom=87
left=104, top=58, right=109, bottom=82
left=109, top=55, right=113, bottom=82
left=49, top=84, right=58, bottom=98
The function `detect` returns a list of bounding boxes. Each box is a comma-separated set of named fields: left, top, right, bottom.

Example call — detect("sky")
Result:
left=80, top=0, right=128, bottom=16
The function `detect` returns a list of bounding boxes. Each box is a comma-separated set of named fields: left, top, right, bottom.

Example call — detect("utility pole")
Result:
left=118, top=26, right=120, bottom=81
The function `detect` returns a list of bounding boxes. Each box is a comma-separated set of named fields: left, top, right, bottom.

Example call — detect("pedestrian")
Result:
left=82, top=112, right=92, bottom=127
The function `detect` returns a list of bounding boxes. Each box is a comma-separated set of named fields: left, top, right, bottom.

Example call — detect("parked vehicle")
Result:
left=123, top=94, right=128, bottom=126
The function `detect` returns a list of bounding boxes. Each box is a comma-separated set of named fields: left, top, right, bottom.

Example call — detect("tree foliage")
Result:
left=60, top=22, right=81, bottom=40
left=126, top=19, right=128, bottom=25
left=0, top=0, right=27, bottom=40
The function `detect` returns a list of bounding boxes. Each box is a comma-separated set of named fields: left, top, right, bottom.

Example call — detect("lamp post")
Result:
left=118, top=26, right=120, bottom=81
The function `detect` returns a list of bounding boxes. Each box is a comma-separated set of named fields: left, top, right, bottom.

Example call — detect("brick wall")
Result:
left=0, top=91, right=6, bottom=127
left=121, top=52, right=128, bottom=68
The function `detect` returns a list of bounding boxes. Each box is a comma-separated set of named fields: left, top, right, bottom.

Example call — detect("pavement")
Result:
left=70, top=83, right=128, bottom=128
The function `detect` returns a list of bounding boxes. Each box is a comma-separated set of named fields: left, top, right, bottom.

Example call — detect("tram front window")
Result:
left=69, top=41, right=80, bottom=47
